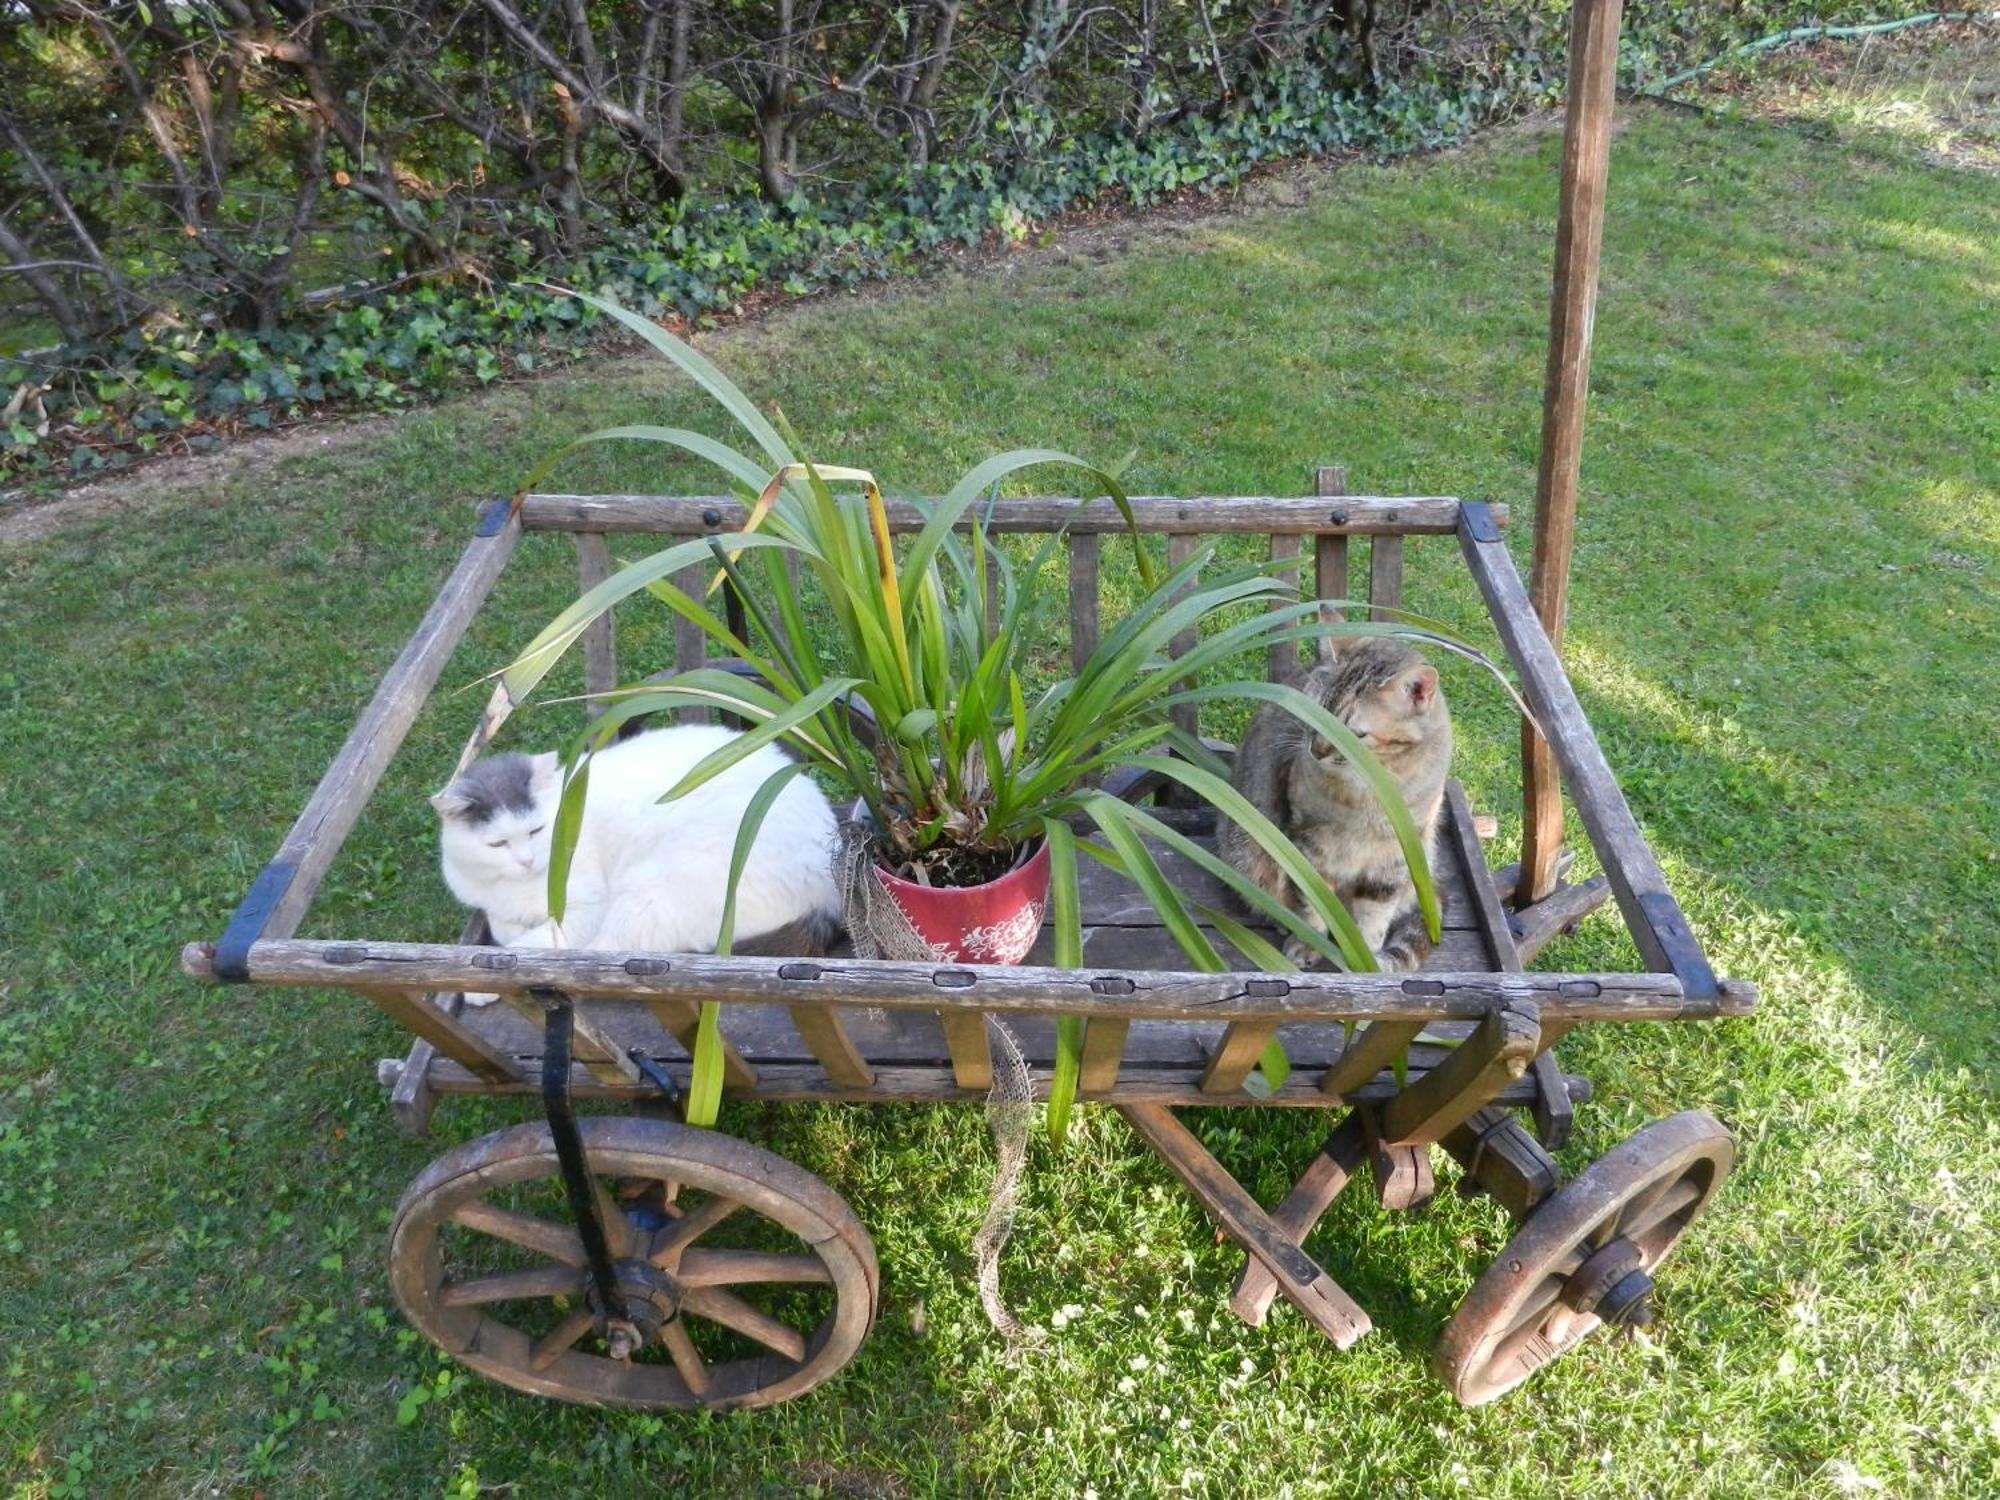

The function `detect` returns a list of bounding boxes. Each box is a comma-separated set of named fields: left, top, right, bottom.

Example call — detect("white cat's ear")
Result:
left=529, top=751, right=562, bottom=791
left=429, top=786, right=471, bottom=819
left=1404, top=665, right=1439, bottom=713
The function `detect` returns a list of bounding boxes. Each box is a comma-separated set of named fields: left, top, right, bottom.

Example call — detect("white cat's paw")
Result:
left=459, top=990, right=501, bottom=1008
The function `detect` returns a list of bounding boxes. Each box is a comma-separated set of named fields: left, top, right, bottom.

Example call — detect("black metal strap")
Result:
left=541, top=1003, right=631, bottom=1332
left=627, top=1050, right=684, bottom=1109
left=212, top=859, right=299, bottom=982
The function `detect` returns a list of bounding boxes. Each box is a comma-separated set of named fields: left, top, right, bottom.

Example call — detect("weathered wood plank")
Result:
left=1510, top=876, right=1612, bottom=964
left=386, top=911, right=490, bottom=1135
left=211, top=502, right=521, bottom=967
left=1369, top=535, right=1404, bottom=620
left=1069, top=532, right=1100, bottom=672
left=1459, top=505, right=1730, bottom=1001
left=1441, top=781, right=1575, bottom=1150
left=1446, top=782, right=1524, bottom=974
left=641, top=995, right=758, bottom=1090
left=1199, top=1020, right=1281, bottom=1096
left=1366, top=1132, right=1435, bottom=1212
left=1521, top=0, right=1626, bottom=906
left=1378, top=1002, right=1541, bottom=1145
left=1119, top=1103, right=1372, bottom=1348
left=574, top=531, right=617, bottom=715
left=1268, top=533, right=1302, bottom=682
left=378, top=997, right=1475, bottom=1076
left=1441, top=1106, right=1562, bottom=1220
left=938, top=1010, right=993, bottom=1090
left=1079, top=1018, right=1131, bottom=1093
left=522, top=494, right=1495, bottom=536
left=498, top=992, right=641, bottom=1087
left=414, top=1056, right=1590, bottom=1109
left=1490, top=848, right=1576, bottom=907
left=188, top=939, right=1741, bottom=1024
left=352, top=985, right=520, bottom=1083
left=1229, top=1112, right=1367, bottom=1325
left=1321, top=1020, right=1424, bottom=1097
left=1315, top=463, right=1351, bottom=632
left=786, top=1005, right=875, bottom=1089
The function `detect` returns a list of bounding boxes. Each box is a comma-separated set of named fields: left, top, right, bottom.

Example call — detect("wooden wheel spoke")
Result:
left=682, top=1286, right=809, bottom=1363
left=676, top=1249, right=832, bottom=1288
left=451, top=1200, right=585, bottom=1267
left=659, top=1317, right=711, bottom=1396
left=1488, top=1303, right=1583, bottom=1379
left=1622, top=1177, right=1701, bottom=1243
left=529, top=1307, right=597, bottom=1370
left=1497, top=1274, right=1569, bottom=1342
left=588, top=1174, right=634, bottom=1258
left=440, top=1264, right=584, bottom=1307
left=649, top=1195, right=741, bottom=1266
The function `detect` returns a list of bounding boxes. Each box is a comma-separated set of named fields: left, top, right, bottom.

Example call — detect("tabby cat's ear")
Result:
left=1405, top=665, right=1439, bottom=713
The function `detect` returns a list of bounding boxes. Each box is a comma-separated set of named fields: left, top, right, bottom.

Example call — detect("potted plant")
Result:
left=493, top=291, right=1453, bottom=1131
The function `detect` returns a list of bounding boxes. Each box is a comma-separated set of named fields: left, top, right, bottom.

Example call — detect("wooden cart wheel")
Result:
left=1434, top=1110, right=1733, bottom=1407
left=389, top=1116, right=877, bottom=1410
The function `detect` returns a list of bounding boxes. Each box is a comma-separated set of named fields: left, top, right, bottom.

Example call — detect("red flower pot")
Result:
left=870, top=837, right=1051, bottom=965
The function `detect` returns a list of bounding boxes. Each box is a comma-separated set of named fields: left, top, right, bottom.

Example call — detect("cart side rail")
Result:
left=1456, top=501, right=1723, bottom=999
left=182, top=938, right=1755, bottom=1025
left=516, top=493, right=1500, bottom=536
left=210, top=498, right=524, bottom=980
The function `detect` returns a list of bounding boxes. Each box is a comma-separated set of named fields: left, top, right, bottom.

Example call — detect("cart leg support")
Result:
left=1118, top=1103, right=1372, bottom=1350
left=1228, top=1112, right=1368, bottom=1326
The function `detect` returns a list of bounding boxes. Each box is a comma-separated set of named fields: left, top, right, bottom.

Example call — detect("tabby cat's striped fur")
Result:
left=1218, top=637, right=1452, bottom=971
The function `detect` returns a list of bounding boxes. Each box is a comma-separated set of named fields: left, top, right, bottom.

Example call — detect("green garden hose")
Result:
left=1645, top=10, right=1995, bottom=96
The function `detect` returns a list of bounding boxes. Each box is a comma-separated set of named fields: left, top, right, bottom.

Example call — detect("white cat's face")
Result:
left=432, top=752, right=560, bottom=886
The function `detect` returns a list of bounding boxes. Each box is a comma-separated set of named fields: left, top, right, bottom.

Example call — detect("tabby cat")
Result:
left=1217, top=637, right=1452, bottom=971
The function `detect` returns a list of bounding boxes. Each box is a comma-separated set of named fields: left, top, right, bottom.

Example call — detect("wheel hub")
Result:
left=1564, top=1237, right=1653, bottom=1326
left=587, top=1258, right=684, bottom=1357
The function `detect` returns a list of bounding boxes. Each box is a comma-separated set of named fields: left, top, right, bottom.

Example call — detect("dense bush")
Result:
left=0, top=2, right=1931, bottom=475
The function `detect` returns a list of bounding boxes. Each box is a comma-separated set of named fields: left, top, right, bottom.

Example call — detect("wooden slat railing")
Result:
left=520, top=494, right=1492, bottom=535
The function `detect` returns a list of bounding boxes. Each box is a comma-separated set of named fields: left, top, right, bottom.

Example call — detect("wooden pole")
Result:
left=1518, top=0, right=1623, bottom=909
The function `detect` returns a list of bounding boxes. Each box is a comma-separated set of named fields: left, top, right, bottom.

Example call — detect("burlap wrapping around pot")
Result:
left=836, top=820, right=1042, bottom=1349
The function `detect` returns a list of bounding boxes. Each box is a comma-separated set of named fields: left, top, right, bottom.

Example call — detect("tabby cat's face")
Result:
left=1309, top=641, right=1444, bottom=759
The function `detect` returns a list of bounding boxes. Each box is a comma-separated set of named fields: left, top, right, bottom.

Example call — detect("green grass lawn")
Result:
left=4, top=101, right=1998, bottom=1497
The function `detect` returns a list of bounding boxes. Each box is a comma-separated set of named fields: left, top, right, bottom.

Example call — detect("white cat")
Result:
left=432, top=724, right=842, bottom=1003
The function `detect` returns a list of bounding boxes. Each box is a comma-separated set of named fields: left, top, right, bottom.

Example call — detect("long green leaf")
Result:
left=1102, top=797, right=1356, bottom=968
left=1190, top=902, right=1292, bottom=1095
left=1119, top=754, right=1378, bottom=971
left=516, top=423, right=772, bottom=498
left=1156, top=677, right=1442, bottom=941
left=528, top=285, right=795, bottom=470
left=500, top=532, right=791, bottom=704
left=714, top=761, right=818, bottom=957
left=545, top=756, right=589, bottom=924
left=658, top=676, right=862, bottom=799
left=1043, top=818, right=1085, bottom=1142
left=686, top=1002, right=726, bottom=1127
left=1080, top=798, right=1225, bottom=971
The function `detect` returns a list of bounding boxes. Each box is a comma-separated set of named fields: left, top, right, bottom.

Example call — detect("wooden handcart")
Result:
left=180, top=0, right=1750, bottom=1410
left=182, top=477, right=1754, bottom=1409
